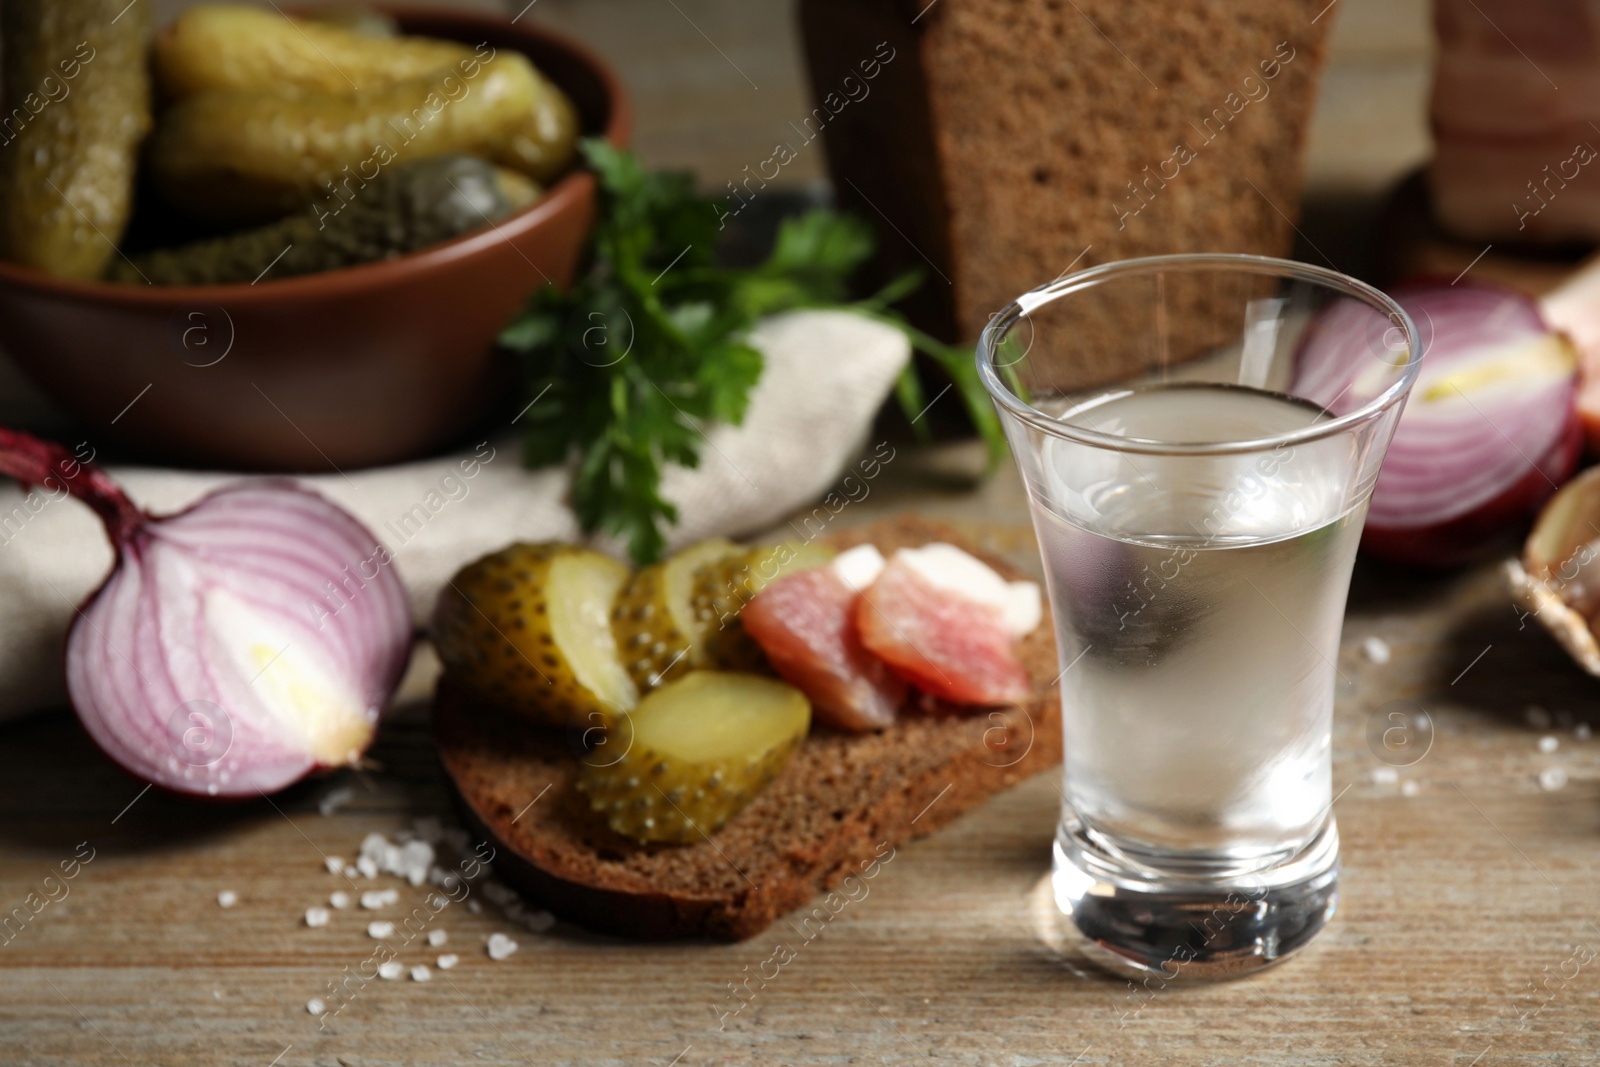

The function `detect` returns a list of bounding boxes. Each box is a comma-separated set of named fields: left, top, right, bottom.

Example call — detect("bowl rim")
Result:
left=0, top=6, right=631, bottom=305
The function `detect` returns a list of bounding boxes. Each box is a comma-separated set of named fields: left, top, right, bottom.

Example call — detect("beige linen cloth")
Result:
left=0, top=309, right=909, bottom=718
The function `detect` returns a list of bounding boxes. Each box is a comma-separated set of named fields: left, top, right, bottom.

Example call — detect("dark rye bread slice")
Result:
left=798, top=0, right=1331, bottom=375
left=432, top=515, right=1062, bottom=941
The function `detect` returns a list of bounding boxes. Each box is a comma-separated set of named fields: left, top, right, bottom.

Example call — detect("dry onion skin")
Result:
left=1509, top=465, right=1600, bottom=676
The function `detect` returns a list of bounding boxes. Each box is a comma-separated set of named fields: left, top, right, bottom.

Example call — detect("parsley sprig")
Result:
left=499, top=140, right=1002, bottom=563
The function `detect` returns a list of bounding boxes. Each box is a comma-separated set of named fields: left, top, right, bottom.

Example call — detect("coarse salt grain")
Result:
left=1526, top=705, right=1552, bottom=729
left=411, top=965, right=431, bottom=982
left=330, top=891, right=351, bottom=910
left=368, top=920, right=395, bottom=939
left=218, top=890, right=238, bottom=908
left=305, top=907, right=330, bottom=928
left=307, top=998, right=325, bottom=1015
left=343, top=866, right=360, bottom=880
left=482, top=881, right=516, bottom=907
left=437, top=953, right=458, bottom=970
left=1370, top=767, right=1398, bottom=786
left=1540, top=767, right=1569, bottom=791
left=466, top=900, right=482, bottom=914
left=1577, top=724, right=1593, bottom=740
left=1400, top=780, right=1420, bottom=797
left=356, top=857, right=378, bottom=879
left=377, top=960, right=404, bottom=980
left=317, top=785, right=355, bottom=817
left=399, top=841, right=435, bottom=886
left=1540, top=735, right=1560, bottom=754
left=324, top=856, right=344, bottom=874
left=487, top=933, right=518, bottom=960
left=428, top=929, right=448, bottom=947
left=1361, top=636, right=1391, bottom=664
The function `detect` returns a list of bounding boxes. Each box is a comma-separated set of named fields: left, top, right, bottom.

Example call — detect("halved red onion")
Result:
left=1294, top=280, right=1581, bottom=566
left=0, top=429, right=412, bottom=797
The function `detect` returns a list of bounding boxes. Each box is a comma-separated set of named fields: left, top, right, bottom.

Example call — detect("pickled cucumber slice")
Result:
left=576, top=671, right=810, bottom=844
left=610, top=539, right=741, bottom=690
left=433, top=543, right=637, bottom=729
left=691, top=542, right=836, bottom=669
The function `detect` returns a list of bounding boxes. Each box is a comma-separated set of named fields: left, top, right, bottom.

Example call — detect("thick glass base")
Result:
left=1046, top=814, right=1339, bottom=979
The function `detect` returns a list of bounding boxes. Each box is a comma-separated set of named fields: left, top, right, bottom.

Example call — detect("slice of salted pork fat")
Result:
left=742, top=545, right=906, bottom=732
left=856, top=543, right=1039, bottom=707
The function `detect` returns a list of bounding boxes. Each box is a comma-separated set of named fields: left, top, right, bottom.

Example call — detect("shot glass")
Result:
left=978, top=254, right=1419, bottom=977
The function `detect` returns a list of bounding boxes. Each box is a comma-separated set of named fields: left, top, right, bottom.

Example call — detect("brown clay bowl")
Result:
left=0, top=8, right=630, bottom=471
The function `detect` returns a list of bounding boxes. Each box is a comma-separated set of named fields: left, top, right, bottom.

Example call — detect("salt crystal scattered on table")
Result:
left=307, top=998, right=325, bottom=1015
left=487, top=933, right=518, bottom=960
left=437, top=953, right=458, bottom=970
left=411, top=965, right=431, bottom=982
left=360, top=891, right=386, bottom=910
left=1539, top=736, right=1559, bottom=754
left=1371, top=767, right=1398, bottom=786
left=343, top=865, right=359, bottom=880
left=324, top=856, right=344, bottom=874
left=217, top=890, right=238, bottom=908
left=330, top=891, right=351, bottom=909
left=368, top=920, right=394, bottom=939
left=356, top=857, right=378, bottom=879
left=378, top=960, right=404, bottom=980
left=466, top=900, right=482, bottom=914
left=1361, top=636, right=1391, bottom=664
left=400, top=841, right=434, bottom=886
left=1540, top=767, right=1568, bottom=791
left=1577, top=724, right=1593, bottom=740
left=305, top=907, right=330, bottom=928
left=428, top=929, right=448, bottom=947
left=483, top=881, right=516, bottom=907
left=317, top=785, right=355, bottom=816
left=1526, top=705, right=1552, bottom=729
left=1400, top=781, right=1420, bottom=797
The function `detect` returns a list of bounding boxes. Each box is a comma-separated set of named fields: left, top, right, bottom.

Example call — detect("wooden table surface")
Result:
left=2, top=441, right=1598, bottom=1067
left=8, top=0, right=1598, bottom=1064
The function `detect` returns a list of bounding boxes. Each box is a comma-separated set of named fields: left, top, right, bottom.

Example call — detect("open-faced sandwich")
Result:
left=431, top=516, right=1060, bottom=940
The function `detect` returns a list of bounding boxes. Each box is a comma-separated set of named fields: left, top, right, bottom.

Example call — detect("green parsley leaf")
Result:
left=500, top=140, right=1004, bottom=563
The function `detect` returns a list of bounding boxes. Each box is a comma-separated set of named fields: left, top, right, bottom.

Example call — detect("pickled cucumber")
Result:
left=611, top=539, right=742, bottom=690
left=433, top=543, right=637, bottom=730
left=576, top=671, right=811, bottom=843
left=153, top=5, right=580, bottom=186
left=488, top=72, right=581, bottom=185
left=148, top=52, right=540, bottom=223
left=691, top=542, right=837, bottom=669
left=154, top=5, right=466, bottom=99
left=0, top=0, right=151, bottom=279
left=108, top=156, right=538, bottom=286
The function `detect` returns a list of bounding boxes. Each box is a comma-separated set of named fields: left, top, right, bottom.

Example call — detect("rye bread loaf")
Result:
left=433, top=515, right=1062, bottom=941
left=797, top=0, right=1332, bottom=381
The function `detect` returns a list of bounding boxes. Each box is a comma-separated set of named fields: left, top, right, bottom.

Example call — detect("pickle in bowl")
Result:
left=148, top=51, right=540, bottom=224
left=108, top=156, right=539, bottom=286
